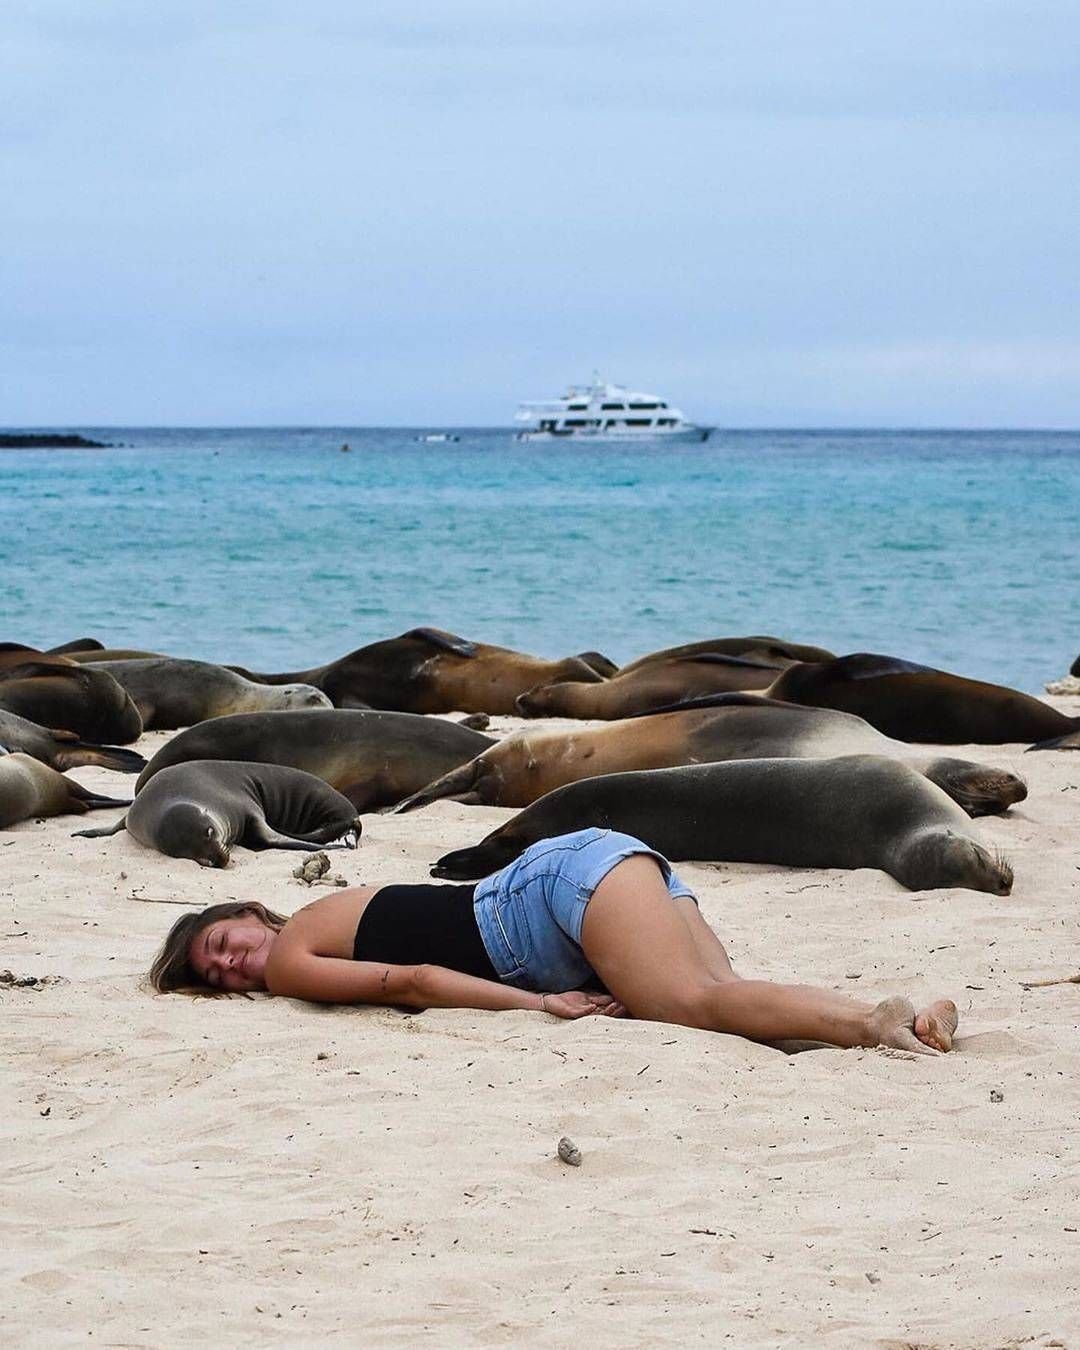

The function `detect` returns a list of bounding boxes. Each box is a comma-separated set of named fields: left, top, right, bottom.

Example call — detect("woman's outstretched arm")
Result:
left=266, top=952, right=621, bottom=1018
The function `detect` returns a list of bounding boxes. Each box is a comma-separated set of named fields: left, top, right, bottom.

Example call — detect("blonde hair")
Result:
left=149, top=901, right=288, bottom=994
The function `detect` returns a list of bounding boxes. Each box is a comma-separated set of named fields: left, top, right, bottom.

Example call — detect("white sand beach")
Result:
left=3, top=699, right=1079, bottom=1346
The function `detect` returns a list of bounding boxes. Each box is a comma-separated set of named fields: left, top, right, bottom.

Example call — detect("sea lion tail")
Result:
left=1026, top=718, right=1080, bottom=751
left=394, top=759, right=483, bottom=813
left=72, top=814, right=129, bottom=838
left=53, top=741, right=148, bottom=774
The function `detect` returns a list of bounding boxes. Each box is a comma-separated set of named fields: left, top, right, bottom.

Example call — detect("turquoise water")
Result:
left=1, top=428, right=1077, bottom=693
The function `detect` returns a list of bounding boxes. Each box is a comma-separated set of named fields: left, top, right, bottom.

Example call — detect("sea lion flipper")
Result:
left=72, top=815, right=128, bottom=838
left=403, top=627, right=478, bottom=659
left=1026, top=722, right=1080, bottom=751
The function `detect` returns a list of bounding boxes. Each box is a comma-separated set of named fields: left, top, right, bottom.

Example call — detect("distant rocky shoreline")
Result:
left=0, top=433, right=111, bottom=448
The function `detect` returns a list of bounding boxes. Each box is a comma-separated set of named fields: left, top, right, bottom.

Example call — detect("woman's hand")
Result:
left=540, top=991, right=627, bottom=1020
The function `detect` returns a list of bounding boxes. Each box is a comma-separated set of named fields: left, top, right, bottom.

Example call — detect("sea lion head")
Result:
left=921, top=758, right=1027, bottom=817
left=515, top=683, right=561, bottom=717
left=273, top=683, right=334, bottom=711
left=902, top=828, right=1013, bottom=896
left=156, top=801, right=232, bottom=868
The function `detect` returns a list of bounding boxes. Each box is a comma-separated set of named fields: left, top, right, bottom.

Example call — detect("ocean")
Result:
left=1, top=427, right=1076, bottom=693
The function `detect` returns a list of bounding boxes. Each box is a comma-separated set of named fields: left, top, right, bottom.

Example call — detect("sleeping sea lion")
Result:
left=65, top=648, right=168, bottom=663
left=46, top=638, right=106, bottom=654
left=430, top=755, right=1014, bottom=896
left=762, top=653, right=1079, bottom=746
left=0, top=651, right=143, bottom=744
left=0, top=708, right=145, bottom=774
left=232, top=627, right=612, bottom=714
left=515, top=654, right=792, bottom=719
left=0, top=753, right=130, bottom=828
left=86, top=658, right=331, bottom=729
left=617, top=635, right=834, bottom=675
left=395, top=695, right=1026, bottom=818
left=75, top=760, right=361, bottom=867
left=136, top=709, right=495, bottom=811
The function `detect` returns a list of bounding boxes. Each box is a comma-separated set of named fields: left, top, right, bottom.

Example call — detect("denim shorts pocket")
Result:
left=492, top=890, right=533, bottom=972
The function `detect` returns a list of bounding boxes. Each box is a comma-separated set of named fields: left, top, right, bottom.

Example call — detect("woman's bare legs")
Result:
left=673, top=897, right=738, bottom=980
left=580, top=858, right=957, bottom=1055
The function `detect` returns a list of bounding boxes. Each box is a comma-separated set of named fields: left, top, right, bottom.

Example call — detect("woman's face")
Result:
left=189, top=914, right=276, bottom=992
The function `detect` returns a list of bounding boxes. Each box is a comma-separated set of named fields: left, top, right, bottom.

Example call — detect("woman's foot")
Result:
left=867, top=996, right=958, bottom=1056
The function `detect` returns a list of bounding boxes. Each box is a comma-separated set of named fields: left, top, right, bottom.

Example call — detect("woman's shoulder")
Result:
left=277, top=885, right=381, bottom=958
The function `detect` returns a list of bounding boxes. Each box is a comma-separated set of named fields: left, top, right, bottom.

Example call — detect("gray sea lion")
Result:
left=516, top=654, right=793, bottom=719
left=396, top=695, right=1026, bottom=818
left=0, top=655, right=143, bottom=744
left=617, top=635, right=834, bottom=675
left=86, top=658, right=331, bottom=729
left=0, top=708, right=145, bottom=774
left=0, top=753, right=130, bottom=828
left=430, top=755, right=1014, bottom=896
left=136, top=709, right=495, bottom=811
left=233, top=627, right=612, bottom=714
left=75, top=760, right=361, bottom=867
left=761, top=653, right=1079, bottom=746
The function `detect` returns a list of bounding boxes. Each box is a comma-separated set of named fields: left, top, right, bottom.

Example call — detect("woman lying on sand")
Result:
left=151, top=828, right=957, bottom=1055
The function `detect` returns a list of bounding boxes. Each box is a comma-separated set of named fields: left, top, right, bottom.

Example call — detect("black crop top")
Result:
left=352, top=882, right=498, bottom=981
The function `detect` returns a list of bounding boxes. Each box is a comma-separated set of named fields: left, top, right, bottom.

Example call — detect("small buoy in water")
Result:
left=340, top=442, right=351, bottom=453
left=557, top=1136, right=582, bottom=1167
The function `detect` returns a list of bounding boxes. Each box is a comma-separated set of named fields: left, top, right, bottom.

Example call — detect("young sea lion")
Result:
left=0, top=753, right=130, bottom=828
left=430, top=755, right=1014, bottom=896
left=75, top=760, right=362, bottom=867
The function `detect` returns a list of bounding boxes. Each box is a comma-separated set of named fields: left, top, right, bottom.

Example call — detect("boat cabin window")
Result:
left=564, top=418, right=588, bottom=427
left=625, top=418, right=653, bottom=427
left=567, top=403, right=587, bottom=411
left=600, top=402, right=625, bottom=411
left=658, top=418, right=676, bottom=427
left=628, top=402, right=660, bottom=411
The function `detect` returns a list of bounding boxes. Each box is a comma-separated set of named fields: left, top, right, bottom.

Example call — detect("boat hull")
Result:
left=516, top=426, right=712, bottom=444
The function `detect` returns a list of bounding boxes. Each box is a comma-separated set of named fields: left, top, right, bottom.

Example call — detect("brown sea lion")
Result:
left=86, top=658, right=331, bottom=729
left=46, top=638, right=105, bottom=654
left=232, top=627, right=612, bottom=714
left=395, top=695, right=1026, bottom=818
left=75, top=760, right=361, bottom=867
left=0, top=652, right=143, bottom=744
left=136, top=709, right=495, bottom=811
left=0, top=753, right=130, bottom=828
left=617, top=635, right=834, bottom=674
left=761, top=653, right=1079, bottom=746
left=430, top=755, right=1014, bottom=896
left=0, top=709, right=145, bottom=774
left=66, top=648, right=167, bottom=663
left=515, top=653, right=788, bottom=719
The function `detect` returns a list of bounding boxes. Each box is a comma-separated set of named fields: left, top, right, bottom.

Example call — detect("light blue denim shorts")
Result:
left=472, top=828, right=696, bottom=992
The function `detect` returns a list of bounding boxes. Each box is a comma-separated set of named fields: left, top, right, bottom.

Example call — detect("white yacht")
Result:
left=514, top=377, right=711, bottom=442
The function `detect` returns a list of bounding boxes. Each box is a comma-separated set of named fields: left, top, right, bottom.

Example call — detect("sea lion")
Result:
left=395, top=695, right=1026, bottom=818
left=761, top=653, right=1079, bottom=746
left=1072, top=654, right=1080, bottom=678
left=0, top=708, right=145, bottom=774
left=232, top=627, right=612, bottom=715
left=75, top=760, right=361, bottom=867
left=65, top=648, right=167, bottom=663
left=85, top=658, right=332, bottom=730
left=430, top=755, right=1014, bottom=896
left=0, top=654, right=143, bottom=744
left=0, top=753, right=130, bottom=828
left=136, top=709, right=495, bottom=811
left=46, top=638, right=105, bottom=654
left=515, top=654, right=791, bottom=719
left=617, top=635, right=834, bottom=675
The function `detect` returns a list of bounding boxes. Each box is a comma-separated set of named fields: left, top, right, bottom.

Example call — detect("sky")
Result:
left=2, top=1, right=1079, bottom=427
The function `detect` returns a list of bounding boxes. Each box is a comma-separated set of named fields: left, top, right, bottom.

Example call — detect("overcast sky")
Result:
left=3, top=1, right=1079, bottom=426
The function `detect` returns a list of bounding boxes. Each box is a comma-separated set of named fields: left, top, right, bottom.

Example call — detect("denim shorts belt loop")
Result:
left=471, top=827, right=697, bottom=993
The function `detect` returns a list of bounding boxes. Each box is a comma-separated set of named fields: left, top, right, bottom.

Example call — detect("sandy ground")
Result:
left=3, top=698, right=1079, bottom=1347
